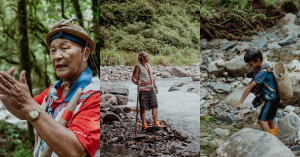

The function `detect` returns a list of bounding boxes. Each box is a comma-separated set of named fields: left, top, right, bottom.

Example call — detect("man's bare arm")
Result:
left=132, top=65, right=140, bottom=85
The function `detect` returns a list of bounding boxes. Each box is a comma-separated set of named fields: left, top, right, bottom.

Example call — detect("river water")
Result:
left=100, top=77, right=200, bottom=156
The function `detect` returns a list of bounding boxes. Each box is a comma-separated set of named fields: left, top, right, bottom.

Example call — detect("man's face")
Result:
left=142, top=54, right=149, bottom=62
left=247, top=59, right=261, bottom=69
left=50, top=39, right=83, bottom=79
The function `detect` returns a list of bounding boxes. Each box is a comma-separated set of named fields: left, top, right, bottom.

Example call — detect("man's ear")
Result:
left=83, top=47, right=90, bottom=61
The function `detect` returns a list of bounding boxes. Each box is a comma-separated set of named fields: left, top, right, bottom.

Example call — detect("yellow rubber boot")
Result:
left=142, top=123, right=147, bottom=130
left=268, top=127, right=277, bottom=137
left=153, top=121, right=164, bottom=128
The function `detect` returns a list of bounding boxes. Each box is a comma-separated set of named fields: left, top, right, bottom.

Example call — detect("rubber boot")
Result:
left=268, top=127, right=277, bottom=137
left=142, top=123, right=147, bottom=130
left=153, top=120, right=164, bottom=128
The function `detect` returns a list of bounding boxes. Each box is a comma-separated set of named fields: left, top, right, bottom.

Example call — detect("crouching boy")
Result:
left=235, top=48, right=280, bottom=137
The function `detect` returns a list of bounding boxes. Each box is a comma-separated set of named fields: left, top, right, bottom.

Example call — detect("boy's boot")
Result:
left=142, top=123, right=147, bottom=130
left=268, top=127, right=277, bottom=137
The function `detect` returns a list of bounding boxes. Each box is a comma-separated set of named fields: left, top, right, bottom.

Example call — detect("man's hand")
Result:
left=155, top=88, right=158, bottom=94
left=235, top=102, right=243, bottom=112
left=0, top=69, right=35, bottom=115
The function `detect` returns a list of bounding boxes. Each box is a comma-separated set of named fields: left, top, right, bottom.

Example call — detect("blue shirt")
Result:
left=253, top=63, right=278, bottom=101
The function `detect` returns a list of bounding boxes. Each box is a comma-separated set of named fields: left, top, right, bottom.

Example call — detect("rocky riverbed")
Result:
left=101, top=76, right=200, bottom=156
left=0, top=102, right=27, bottom=129
left=200, top=13, right=300, bottom=157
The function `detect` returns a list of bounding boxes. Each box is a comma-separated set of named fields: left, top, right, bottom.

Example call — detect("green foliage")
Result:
left=100, top=48, right=124, bottom=66
left=204, top=116, right=213, bottom=122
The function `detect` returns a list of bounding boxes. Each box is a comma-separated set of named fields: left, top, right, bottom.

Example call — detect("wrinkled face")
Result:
left=142, top=54, right=149, bottom=62
left=50, top=39, right=83, bottom=79
left=247, top=59, right=261, bottom=69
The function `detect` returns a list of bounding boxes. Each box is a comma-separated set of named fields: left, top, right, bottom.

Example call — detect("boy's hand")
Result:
left=235, top=102, right=243, bottom=112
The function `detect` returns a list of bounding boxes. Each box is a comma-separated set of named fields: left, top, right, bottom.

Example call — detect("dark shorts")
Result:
left=258, top=97, right=280, bottom=121
left=139, top=90, right=158, bottom=110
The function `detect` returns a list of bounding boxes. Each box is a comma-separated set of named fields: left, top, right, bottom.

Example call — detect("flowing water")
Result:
left=101, top=77, right=200, bottom=156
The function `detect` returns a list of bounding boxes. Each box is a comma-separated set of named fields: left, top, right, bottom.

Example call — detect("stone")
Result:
left=214, top=107, right=223, bottom=114
left=277, top=112, right=300, bottom=145
left=103, top=112, right=121, bottom=122
left=125, top=141, right=133, bottom=146
left=235, top=42, right=250, bottom=52
left=168, top=86, right=179, bottom=92
left=0, top=110, right=6, bottom=120
left=211, top=128, right=295, bottom=157
left=205, top=95, right=213, bottom=100
left=211, top=139, right=225, bottom=149
left=112, top=107, right=125, bottom=116
left=215, top=59, right=225, bottom=68
left=225, top=87, right=255, bottom=108
left=278, top=34, right=297, bottom=46
left=252, top=39, right=267, bottom=49
left=200, top=88, right=208, bottom=99
left=297, top=10, right=300, bottom=18
left=292, top=50, right=300, bottom=55
left=123, top=107, right=133, bottom=113
left=100, top=94, right=118, bottom=106
left=213, top=128, right=230, bottom=137
left=220, top=43, right=236, bottom=51
left=266, top=42, right=281, bottom=50
left=200, top=39, right=208, bottom=48
left=242, top=78, right=252, bottom=85
left=107, top=137, right=118, bottom=144
left=174, top=130, right=189, bottom=140
left=172, top=67, right=188, bottom=77
left=192, top=77, right=200, bottom=81
left=208, top=39, right=229, bottom=48
left=144, top=149, right=155, bottom=154
left=207, top=59, right=225, bottom=77
left=104, top=88, right=129, bottom=96
left=284, top=105, right=296, bottom=113
left=288, top=60, right=300, bottom=71
left=0, top=102, right=4, bottom=110
left=237, top=108, right=251, bottom=120
left=277, top=13, right=300, bottom=36
left=115, top=95, right=128, bottom=105
left=213, top=84, right=232, bottom=94
left=174, top=82, right=187, bottom=87
left=146, top=126, right=164, bottom=133
left=258, top=32, right=280, bottom=41
left=215, top=114, right=235, bottom=125
left=225, top=55, right=254, bottom=77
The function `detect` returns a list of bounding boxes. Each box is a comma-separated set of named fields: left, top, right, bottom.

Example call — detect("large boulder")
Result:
left=100, top=94, right=118, bottom=106
left=172, top=67, right=188, bottom=77
left=103, top=111, right=121, bottom=123
left=277, top=112, right=300, bottom=145
left=225, top=87, right=255, bottom=108
left=208, top=59, right=226, bottom=77
left=276, top=13, right=300, bottom=36
left=225, top=55, right=254, bottom=77
left=214, top=114, right=236, bottom=125
left=212, top=84, right=232, bottom=94
left=211, top=128, right=295, bottom=157
left=104, top=88, right=129, bottom=96
left=115, top=95, right=128, bottom=105
left=174, top=130, right=189, bottom=140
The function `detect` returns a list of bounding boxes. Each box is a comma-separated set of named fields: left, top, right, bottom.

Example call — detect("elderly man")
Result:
left=0, top=16, right=100, bottom=157
left=132, top=52, right=162, bottom=130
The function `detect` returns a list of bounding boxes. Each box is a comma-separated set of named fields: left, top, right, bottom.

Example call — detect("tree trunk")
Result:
left=92, top=0, right=100, bottom=76
left=61, top=0, right=68, bottom=19
left=71, top=0, right=84, bottom=28
left=17, top=0, right=34, bottom=144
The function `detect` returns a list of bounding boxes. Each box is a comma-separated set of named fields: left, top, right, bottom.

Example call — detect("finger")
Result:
left=0, top=71, right=17, bottom=86
left=20, top=70, right=27, bottom=84
left=0, top=83, right=11, bottom=96
left=8, top=67, right=15, bottom=76
left=0, top=93, right=8, bottom=100
left=0, top=74, right=14, bottom=89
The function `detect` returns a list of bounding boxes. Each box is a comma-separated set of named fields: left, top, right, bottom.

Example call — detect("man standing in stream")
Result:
left=0, top=16, right=100, bottom=157
left=132, top=52, right=161, bottom=130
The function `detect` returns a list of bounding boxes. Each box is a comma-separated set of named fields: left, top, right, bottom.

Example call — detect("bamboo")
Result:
left=135, top=79, right=140, bottom=139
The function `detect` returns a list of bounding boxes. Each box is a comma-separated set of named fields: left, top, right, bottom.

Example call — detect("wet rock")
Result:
left=205, top=95, right=213, bottom=100
left=277, top=112, right=300, bottom=145
left=104, top=88, right=129, bottom=96
left=288, top=60, right=300, bottom=71
left=174, top=82, right=187, bottom=87
left=208, top=59, right=225, bottom=77
left=225, top=87, right=255, bottom=108
left=168, top=86, right=179, bottom=92
left=242, top=78, right=252, bottom=85
left=225, top=55, right=254, bottom=77
left=192, top=77, right=200, bottom=81
left=107, top=137, right=118, bottom=144
left=146, top=126, right=164, bottom=133
left=266, top=42, right=282, bottom=50
left=237, top=108, right=251, bottom=120
left=136, top=134, right=147, bottom=139
left=213, top=128, right=230, bottom=137
left=174, top=130, right=189, bottom=140
left=115, top=95, right=128, bottom=105
left=200, top=39, right=208, bottom=48
left=215, top=114, right=235, bottom=125
left=144, top=149, right=155, bottom=154
left=258, top=32, right=280, bottom=41
left=278, top=34, right=297, bottom=46
left=212, top=139, right=225, bottom=149
left=208, top=39, right=229, bottom=48
left=200, top=88, right=208, bottom=99
left=277, top=13, right=300, bottom=36
left=212, top=84, right=231, bottom=94
left=211, top=128, right=295, bottom=157
left=172, top=67, right=188, bottom=77
left=100, top=94, right=118, bottom=106
left=125, top=141, right=133, bottom=146
left=112, top=107, right=125, bottom=116
left=220, top=43, right=236, bottom=51
left=103, top=112, right=121, bottom=122
left=284, top=105, right=296, bottom=113
left=123, top=107, right=133, bottom=113
left=235, top=42, right=250, bottom=52
left=252, top=39, right=267, bottom=49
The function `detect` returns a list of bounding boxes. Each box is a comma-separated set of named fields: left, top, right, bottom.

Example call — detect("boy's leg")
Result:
left=258, top=119, right=270, bottom=132
left=268, top=120, right=275, bottom=129
left=152, top=108, right=158, bottom=124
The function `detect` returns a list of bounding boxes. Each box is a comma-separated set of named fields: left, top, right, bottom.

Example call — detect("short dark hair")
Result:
left=139, top=58, right=142, bottom=62
left=244, top=48, right=263, bottom=63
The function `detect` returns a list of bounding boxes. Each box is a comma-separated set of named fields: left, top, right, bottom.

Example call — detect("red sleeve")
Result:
left=33, top=83, right=53, bottom=105
left=68, top=92, right=100, bottom=157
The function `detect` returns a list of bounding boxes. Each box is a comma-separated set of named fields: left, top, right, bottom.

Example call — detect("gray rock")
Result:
left=252, top=39, right=267, bottom=49
left=288, top=60, right=300, bottom=71
left=103, top=112, right=121, bottom=122
left=168, top=86, right=179, bottom=92
left=215, top=107, right=223, bottom=114
left=276, top=110, right=283, bottom=119
left=107, top=137, right=118, bottom=144
left=278, top=35, right=297, bottom=46
left=225, top=87, right=255, bottom=108
left=172, top=67, right=188, bottom=77
left=174, top=82, right=187, bottom=87
left=284, top=105, right=296, bottom=113
left=174, top=130, right=189, bottom=140
left=100, top=94, right=118, bottom=106
left=220, top=43, right=236, bottom=51
left=200, top=65, right=207, bottom=71
left=225, top=55, right=254, bottom=77
left=213, top=128, right=230, bottom=137
left=123, top=107, right=133, bottom=113
left=257, top=32, right=280, bottom=41
left=277, top=112, right=300, bottom=145
left=208, top=59, right=225, bottom=77
left=192, top=77, right=200, bottom=81
left=200, top=88, right=207, bottom=99
left=146, top=126, right=164, bottom=133
left=215, top=114, right=235, bottom=125
left=213, top=84, right=232, bottom=94
left=235, top=42, right=250, bottom=52
left=266, top=42, right=281, bottom=50
left=104, top=88, right=129, bottom=96
left=211, top=128, right=295, bottom=157
left=115, top=95, right=128, bottom=105
left=200, top=39, right=208, bottom=48
left=208, top=39, right=229, bottom=48
left=297, top=10, right=300, bottom=18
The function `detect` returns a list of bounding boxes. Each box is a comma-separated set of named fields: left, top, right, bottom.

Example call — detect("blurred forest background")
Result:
left=0, top=0, right=99, bottom=156
left=100, top=0, right=200, bottom=66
